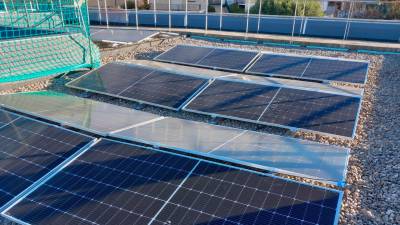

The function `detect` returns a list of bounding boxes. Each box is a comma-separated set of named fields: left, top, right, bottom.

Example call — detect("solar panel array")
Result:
left=67, top=62, right=209, bottom=110
left=0, top=91, right=350, bottom=184
left=184, top=79, right=361, bottom=138
left=0, top=110, right=94, bottom=210
left=154, top=45, right=259, bottom=72
left=4, top=139, right=343, bottom=225
left=246, top=53, right=369, bottom=84
left=155, top=45, right=369, bottom=84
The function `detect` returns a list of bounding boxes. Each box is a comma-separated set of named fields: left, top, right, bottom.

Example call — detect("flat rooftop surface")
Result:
left=0, top=33, right=399, bottom=225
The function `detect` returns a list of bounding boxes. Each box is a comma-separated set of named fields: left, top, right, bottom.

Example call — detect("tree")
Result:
left=250, top=0, right=323, bottom=17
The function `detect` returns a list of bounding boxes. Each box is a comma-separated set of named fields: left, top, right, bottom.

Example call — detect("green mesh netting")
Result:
left=0, top=0, right=100, bottom=83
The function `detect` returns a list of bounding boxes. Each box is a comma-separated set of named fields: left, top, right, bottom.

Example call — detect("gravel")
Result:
left=1, top=34, right=399, bottom=225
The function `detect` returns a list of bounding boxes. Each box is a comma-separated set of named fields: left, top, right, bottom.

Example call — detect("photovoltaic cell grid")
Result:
left=5, top=139, right=343, bottom=225
left=0, top=110, right=94, bottom=209
left=259, top=89, right=360, bottom=138
left=185, top=79, right=280, bottom=121
left=0, top=110, right=19, bottom=127
left=247, top=53, right=369, bottom=84
left=154, top=45, right=259, bottom=72
left=67, top=62, right=209, bottom=110
left=184, top=79, right=361, bottom=138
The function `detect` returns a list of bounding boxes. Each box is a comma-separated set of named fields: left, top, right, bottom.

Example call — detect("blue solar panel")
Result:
left=0, top=110, right=19, bottom=127
left=196, top=48, right=259, bottom=72
left=184, top=79, right=361, bottom=138
left=259, top=88, right=361, bottom=138
left=67, top=62, right=209, bottom=110
left=69, top=62, right=154, bottom=95
left=301, top=58, right=369, bottom=84
left=155, top=45, right=259, bottom=72
left=246, top=54, right=311, bottom=77
left=246, top=53, right=369, bottom=84
left=155, top=45, right=214, bottom=64
left=0, top=110, right=94, bottom=210
left=118, top=70, right=209, bottom=109
left=4, top=139, right=343, bottom=225
left=185, top=79, right=280, bottom=121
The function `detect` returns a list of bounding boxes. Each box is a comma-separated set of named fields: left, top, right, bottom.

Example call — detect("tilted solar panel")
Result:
left=259, top=88, right=361, bottom=138
left=90, top=28, right=158, bottom=43
left=0, top=110, right=94, bottom=210
left=155, top=45, right=214, bottom=64
left=67, top=62, right=210, bottom=110
left=111, top=117, right=350, bottom=184
left=70, top=62, right=154, bottom=95
left=4, top=139, right=343, bottom=225
left=196, top=48, right=259, bottom=72
left=0, top=91, right=162, bottom=135
left=185, top=79, right=280, bottom=121
left=184, top=78, right=361, bottom=138
left=246, top=54, right=312, bottom=77
left=0, top=110, right=19, bottom=127
left=301, top=58, right=369, bottom=84
left=155, top=45, right=259, bottom=72
left=246, top=53, right=369, bottom=84
left=118, top=70, right=209, bottom=109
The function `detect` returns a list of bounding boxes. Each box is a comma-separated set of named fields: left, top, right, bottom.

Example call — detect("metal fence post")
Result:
left=219, top=0, right=223, bottom=30
left=96, top=0, right=102, bottom=24
left=256, top=0, right=262, bottom=33
left=290, top=0, right=298, bottom=43
left=124, top=0, right=128, bottom=25
left=135, top=0, right=138, bottom=29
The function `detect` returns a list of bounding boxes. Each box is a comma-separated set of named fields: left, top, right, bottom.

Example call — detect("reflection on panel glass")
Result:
left=0, top=91, right=161, bottom=135
left=114, top=117, right=243, bottom=152
left=213, top=130, right=349, bottom=182
left=112, top=117, right=349, bottom=184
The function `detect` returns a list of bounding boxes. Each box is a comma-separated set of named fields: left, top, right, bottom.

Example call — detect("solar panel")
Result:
left=113, top=117, right=244, bottom=152
left=246, top=53, right=369, bottom=84
left=69, top=62, right=154, bottom=95
left=0, top=110, right=94, bottom=210
left=90, top=28, right=158, bottom=43
left=246, top=54, right=312, bottom=77
left=67, top=62, right=210, bottom=110
left=196, top=48, right=259, bottom=72
left=184, top=79, right=361, bottom=138
left=4, top=139, right=343, bottom=225
left=118, top=70, right=209, bottom=109
left=259, top=88, right=361, bottom=138
left=111, top=117, right=350, bottom=184
left=155, top=45, right=259, bottom=72
left=155, top=45, right=214, bottom=64
left=301, top=58, right=369, bottom=84
left=185, top=79, right=280, bottom=121
left=152, top=162, right=342, bottom=225
left=0, top=110, right=19, bottom=127
left=0, top=91, right=162, bottom=135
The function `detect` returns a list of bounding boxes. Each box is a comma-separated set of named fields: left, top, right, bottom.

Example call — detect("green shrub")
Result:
left=229, top=3, right=245, bottom=13
left=250, top=0, right=323, bottom=17
left=208, top=5, right=216, bottom=13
